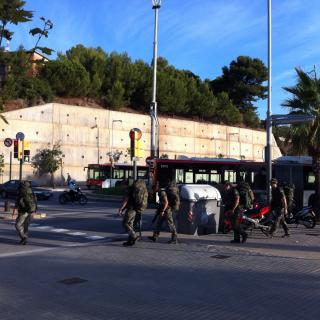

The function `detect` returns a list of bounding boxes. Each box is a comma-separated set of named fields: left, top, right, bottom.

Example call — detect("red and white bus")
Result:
left=149, top=156, right=315, bottom=207
left=86, top=163, right=148, bottom=189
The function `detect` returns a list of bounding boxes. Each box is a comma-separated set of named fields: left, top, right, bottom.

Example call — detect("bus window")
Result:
left=195, top=173, right=209, bottom=183
left=210, top=170, right=221, bottom=184
left=175, top=169, right=184, bottom=184
left=224, top=170, right=236, bottom=183
left=185, top=171, right=193, bottom=183
left=113, top=169, right=125, bottom=179
left=138, top=170, right=148, bottom=179
left=307, top=172, right=315, bottom=184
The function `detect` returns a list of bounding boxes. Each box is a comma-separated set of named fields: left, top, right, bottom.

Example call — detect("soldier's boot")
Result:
left=123, top=234, right=138, bottom=246
left=241, top=233, right=248, bottom=243
left=148, top=233, right=158, bottom=242
left=168, top=234, right=177, bottom=244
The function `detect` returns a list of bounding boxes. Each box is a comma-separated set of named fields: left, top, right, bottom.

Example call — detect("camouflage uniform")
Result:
left=15, top=181, right=37, bottom=244
left=121, top=186, right=138, bottom=243
left=270, top=185, right=290, bottom=236
left=150, top=189, right=177, bottom=243
left=121, top=181, right=148, bottom=246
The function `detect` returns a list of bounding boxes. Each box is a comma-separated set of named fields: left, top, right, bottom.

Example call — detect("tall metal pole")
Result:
left=97, top=127, right=100, bottom=165
left=266, top=0, right=272, bottom=202
left=110, top=120, right=122, bottom=187
left=150, top=1, right=161, bottom=158
left=9, top=151, right=12, bottom=180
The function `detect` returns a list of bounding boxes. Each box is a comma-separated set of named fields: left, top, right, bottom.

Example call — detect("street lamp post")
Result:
left=266, top=0, right=272, bottom=202
left=110, top=119, right=122, bottom=187
left=90, top=124, right=100, bottom=164
left=150, top=0, right=161, bottom=159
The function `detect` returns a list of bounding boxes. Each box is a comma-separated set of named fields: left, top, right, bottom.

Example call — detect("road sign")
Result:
left=16, top=132, right=25, bottom=141
left=4, top=138, right=12, bottom=147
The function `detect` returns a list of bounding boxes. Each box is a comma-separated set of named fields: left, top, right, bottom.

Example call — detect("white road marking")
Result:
left=35, top=226, right=52, bottom=230
left=51, top=228, right=70, bottom=233
left=67, top=232, right=87, bottom=236
left=85, top=235, right=105, bottom=240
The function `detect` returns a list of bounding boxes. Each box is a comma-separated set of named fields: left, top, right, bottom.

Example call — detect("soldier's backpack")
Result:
left=166, top=181, right=180, bottom=211
left=18, top=183, right=37, bottom=213
left=281, top=182, right=295, bottom=211
left=131, top=179, right=148, bottom=212
left=237, top=181, right=252, bottom=209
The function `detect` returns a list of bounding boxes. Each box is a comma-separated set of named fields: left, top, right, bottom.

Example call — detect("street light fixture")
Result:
left=90, top=124, right=100, bottom=164
left=150, top=0, right=161, bottom=158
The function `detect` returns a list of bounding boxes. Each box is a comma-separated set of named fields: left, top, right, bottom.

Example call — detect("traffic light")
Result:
left=130, top=130, right=137, bottom=159
left=13, top=139, right=19, bottom=158
left=23, top=140, right=31, bottom=162
left=129, top=128, right=142, bottom=160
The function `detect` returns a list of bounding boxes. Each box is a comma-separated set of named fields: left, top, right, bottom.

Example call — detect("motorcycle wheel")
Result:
left=304, top=216, right=316, bottom=229
left=59, top=194, right=68, bottom=204
left=79, top=195, right=88, bottom=205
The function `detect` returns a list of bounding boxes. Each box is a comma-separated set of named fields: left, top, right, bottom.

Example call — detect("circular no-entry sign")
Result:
left=4, top=138, right=13, bottom=147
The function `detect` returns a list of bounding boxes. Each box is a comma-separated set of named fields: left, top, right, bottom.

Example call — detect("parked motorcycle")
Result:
left=59, top=187, right=88, bottom=205
left=286, top=206, right=316, bottom=229
left=222, top=205, right=273, bottom=235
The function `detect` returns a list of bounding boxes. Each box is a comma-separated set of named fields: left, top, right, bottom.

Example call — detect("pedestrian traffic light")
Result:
left=23, top=140, right=31, bottom=162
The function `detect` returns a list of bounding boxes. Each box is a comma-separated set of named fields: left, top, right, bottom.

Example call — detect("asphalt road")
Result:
left=0, top=192, right=320, bottom=320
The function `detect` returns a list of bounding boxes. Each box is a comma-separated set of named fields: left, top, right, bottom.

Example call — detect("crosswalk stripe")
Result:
left=67, top=232, right=87, bottom=236
left=51, top=228, right=70, bottom=233
left=85, top=235, right=105, bottom=240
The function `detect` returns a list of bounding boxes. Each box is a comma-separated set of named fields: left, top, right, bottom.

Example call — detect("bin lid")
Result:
left=180, top=184, right=221, bottom=201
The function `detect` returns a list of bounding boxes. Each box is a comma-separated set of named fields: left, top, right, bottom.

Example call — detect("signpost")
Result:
left=129, top=128, right=143, bottom=180
left=4, top=138, right=12, bottom=147
left=15, top=132, right=25, bottom=181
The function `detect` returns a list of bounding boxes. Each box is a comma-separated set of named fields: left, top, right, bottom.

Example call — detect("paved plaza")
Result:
left=0, top=195, right=319, bottom=320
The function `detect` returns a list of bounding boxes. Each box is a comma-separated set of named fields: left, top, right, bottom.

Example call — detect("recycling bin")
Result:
left=177, top=184, right=222, bottom=235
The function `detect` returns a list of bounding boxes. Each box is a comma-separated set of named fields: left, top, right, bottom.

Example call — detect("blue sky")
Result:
left=9, top=0, right=320, bottom=119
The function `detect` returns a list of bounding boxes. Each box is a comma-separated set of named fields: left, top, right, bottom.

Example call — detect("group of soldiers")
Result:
left=12, top=176, right=291, bottom=246
left=119, top=179, right=178, bottom=246
left=222, top=178, right=290, bottom=244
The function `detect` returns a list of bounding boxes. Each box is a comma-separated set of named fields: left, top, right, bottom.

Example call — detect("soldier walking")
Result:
left=119, top=179, right=148, bottom=246
left=269, top=178, right=290, bottom=237
left=223, top=181, right=248, bottom=243
left=15, top=181, right=37, bottom=245
left=148, top=180, right=179, bottom=244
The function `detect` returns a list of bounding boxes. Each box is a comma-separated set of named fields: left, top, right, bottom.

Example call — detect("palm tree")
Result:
left=282, top=67, right=320, bottom=218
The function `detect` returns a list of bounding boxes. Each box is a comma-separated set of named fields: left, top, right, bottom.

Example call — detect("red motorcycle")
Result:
left=222, top=204, right=273, bottom=235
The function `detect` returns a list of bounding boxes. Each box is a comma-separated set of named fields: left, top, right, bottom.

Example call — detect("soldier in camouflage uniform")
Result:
left=148, top=181, right=178, bottom=244
left=15, top=181, right=37, bottom=245
left=119, top=179, right=148, bottom=246
left=269, top=178, right=290, bottom=237
left=223, top=181, right=248, bottom=243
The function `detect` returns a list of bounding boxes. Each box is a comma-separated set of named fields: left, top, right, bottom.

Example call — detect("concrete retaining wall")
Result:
left=0, top=103, right=281, bottom=184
